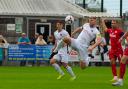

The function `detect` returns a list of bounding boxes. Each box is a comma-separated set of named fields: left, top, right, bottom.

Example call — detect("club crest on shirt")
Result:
left=60, top=34, right=62, bottom=36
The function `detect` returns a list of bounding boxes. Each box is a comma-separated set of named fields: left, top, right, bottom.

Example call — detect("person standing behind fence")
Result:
left=0, top=35, right=8, bottom=47
left=17, top=33, right=31, bottom=66
left=0, top=34, right=8, bottom=65
left=31, top=33, right=39, bottom=44
left=35, top=34, right=47, bottom=66
left=47, top=35, right=55, bottom=45
left=35, top=35, right=47, bottom=45
left=17, top=33, right=31, bottom=45
left=30, top=33, right=39, bottom=66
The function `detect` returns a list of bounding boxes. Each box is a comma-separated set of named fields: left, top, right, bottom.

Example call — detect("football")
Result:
left=65, top=15, right=74, bottom=24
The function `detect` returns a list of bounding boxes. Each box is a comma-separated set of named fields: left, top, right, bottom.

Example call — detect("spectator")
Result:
left=0, top=35, right=9, bottom=65
left=0, top=35, right=7, bottom=43
left=17, top=33, right=31, bottom=44
left=30, top=33, right=39, bottom=66
left=17, top=33, right=31, bottom=66
left=47, top=35, right=55, bottom=45
left=35, top=35, right=47, bottom=45
left=31, top=33, right=39, bottom=44
left=0, top=35, right=8, bottom=48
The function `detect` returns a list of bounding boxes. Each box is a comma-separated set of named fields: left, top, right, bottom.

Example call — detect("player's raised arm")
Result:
left=71, top=27, right=82, bottom=37
left=101, top=18, right=108, bottom=32
left=88, top=33, right=102, bottom=52
left=119, top=31, right=128, bottom=42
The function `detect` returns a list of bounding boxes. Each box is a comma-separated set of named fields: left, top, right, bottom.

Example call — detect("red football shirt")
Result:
left=107, top=28, right=123, bottom=50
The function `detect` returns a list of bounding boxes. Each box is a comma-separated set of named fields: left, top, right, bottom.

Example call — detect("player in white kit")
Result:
left=50, top=21, right=76, bottom=80
left=54, top=17, right=102, bottom=69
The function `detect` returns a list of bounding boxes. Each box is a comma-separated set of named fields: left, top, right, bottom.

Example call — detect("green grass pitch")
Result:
left=0, top=66, right=128, bottom=89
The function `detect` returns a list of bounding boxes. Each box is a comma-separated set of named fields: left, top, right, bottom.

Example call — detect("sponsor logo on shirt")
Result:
left=110, top=34, right=116, bottom=37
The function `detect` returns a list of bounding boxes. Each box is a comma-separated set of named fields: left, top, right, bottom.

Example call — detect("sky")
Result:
left=68, top=0, right=128, bottom=16
left=104, top=0, right=128, bottom=16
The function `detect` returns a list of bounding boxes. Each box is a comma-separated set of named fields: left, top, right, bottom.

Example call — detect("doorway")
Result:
left=35, top=23, right=51, bottom=42
left=65, top=24, right=71, bottom=36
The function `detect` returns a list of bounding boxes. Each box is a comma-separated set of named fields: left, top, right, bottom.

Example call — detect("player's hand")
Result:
left=71, top=34, right=74, bottom=38
left=100, top=43, right=105, bottom=47
left=88, top=46, right=93, bottom=52
left=119, top=37, right=123, bottom=43
left=52, top=48, right=55, bottom=52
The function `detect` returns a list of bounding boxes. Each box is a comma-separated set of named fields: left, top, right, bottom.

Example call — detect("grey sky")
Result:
left=69, top=0, right=128, bottom=16
left=104, top=0, right=128, bottom=16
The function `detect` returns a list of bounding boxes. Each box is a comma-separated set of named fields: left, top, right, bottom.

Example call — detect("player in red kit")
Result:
left=112, top=31, right=128, bottom=86
left=102, top=19, right=124, bottom=82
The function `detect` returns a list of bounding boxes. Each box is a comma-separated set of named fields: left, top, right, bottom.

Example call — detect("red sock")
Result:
left=120, top=63, right=126, bottom=79
left=111, top=64, right=117, bottom=76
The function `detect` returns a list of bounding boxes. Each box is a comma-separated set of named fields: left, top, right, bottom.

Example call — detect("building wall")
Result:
left=0, top=16, right=81, bottom=44
left=0, top=17, right=20, bottom=43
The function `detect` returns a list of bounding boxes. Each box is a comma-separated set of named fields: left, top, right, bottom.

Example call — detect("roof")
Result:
left=0, top=0, right=87, bottom=17
left=79, top=12, right=118, bottom=17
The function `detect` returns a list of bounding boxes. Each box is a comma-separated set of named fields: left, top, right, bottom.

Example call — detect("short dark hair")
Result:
left=56, top=20, right=63, bottom=24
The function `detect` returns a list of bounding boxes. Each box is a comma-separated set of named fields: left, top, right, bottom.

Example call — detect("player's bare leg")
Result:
left=80, top=57, right=90, bottom=69
left=53, top=36, right=71, bottom=53
left=61, top=62, right=76, bottom=81
left=50, top=58, right=65, bottom=79
left=80, top=61, right=86, bottom=69
left=63, top=36, right=71, bottom=45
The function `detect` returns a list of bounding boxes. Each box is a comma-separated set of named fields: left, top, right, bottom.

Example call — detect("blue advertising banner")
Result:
left=8, top=44, right=36, bottom=60
left=36, top=45, right=53, bottom=60
left=8, top=44, right=53, bottom=61
left=0, top=48, right=3, bottom=61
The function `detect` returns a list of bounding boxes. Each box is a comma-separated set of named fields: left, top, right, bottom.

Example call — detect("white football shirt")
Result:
left=76, top=23, right=100, bottom=47
left=54, top=29, right=69, bottom=45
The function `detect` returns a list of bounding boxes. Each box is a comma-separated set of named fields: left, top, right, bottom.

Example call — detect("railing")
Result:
left=8, top=44, right=53, bottom=61
left=0, top=44, right=111, bottom=66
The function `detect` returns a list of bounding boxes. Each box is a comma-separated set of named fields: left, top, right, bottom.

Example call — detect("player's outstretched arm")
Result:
left=119, top=31, right=128, bottom=42
left=52, top=41, right=57, bottom=52
left=88, top=34, right=102, bottom=52
left=101, top=18, right=108, bottom=32
left=71, top=27, right=82, bottom=37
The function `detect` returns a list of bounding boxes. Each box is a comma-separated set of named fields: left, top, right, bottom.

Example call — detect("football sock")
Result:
left=52, top=63, right=64, bottom=75
left=66, top=66, right=75, bottom=77
left=120, top=63, right=126, bottom=79
left=111, top=64, right=117, bottom=76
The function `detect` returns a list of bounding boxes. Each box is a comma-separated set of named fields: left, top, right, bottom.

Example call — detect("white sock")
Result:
left=118, top=78, right=123, bottom=82
left=52, top=63, right=64, bottom=75
left=84, top=57, right=90, bottom=67
left=114, top=76, right=118, bottom=80
left=66, top=66, right=75, bottom=77
left=53, top=39, right=64, bottom=52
